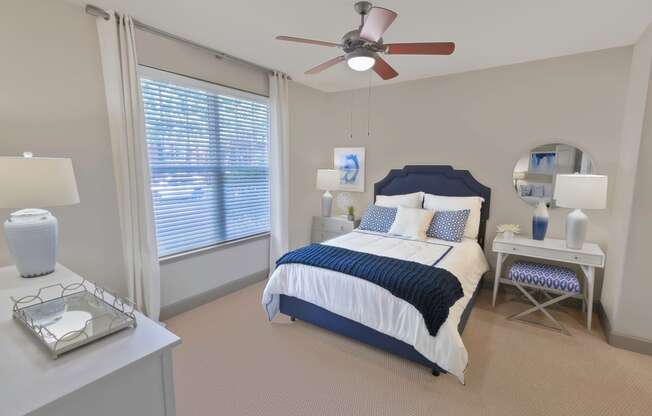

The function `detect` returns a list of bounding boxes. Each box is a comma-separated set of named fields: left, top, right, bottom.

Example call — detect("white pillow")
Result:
left=388, top=206, right=435, bottom=240
left=376, top=192, right=423, bottom=208
left=423, top=194, right=484, bottom=239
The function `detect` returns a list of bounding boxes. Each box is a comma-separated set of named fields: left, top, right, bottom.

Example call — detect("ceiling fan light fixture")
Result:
left=346, top=49, right=376, bottom=71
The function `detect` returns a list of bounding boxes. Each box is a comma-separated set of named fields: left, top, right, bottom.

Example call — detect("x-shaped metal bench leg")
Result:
left=508, top=283, right=573, bottom=335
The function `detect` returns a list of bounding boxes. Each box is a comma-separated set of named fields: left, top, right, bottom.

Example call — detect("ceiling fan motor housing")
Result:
left=341, top=29, right=384, bottom=54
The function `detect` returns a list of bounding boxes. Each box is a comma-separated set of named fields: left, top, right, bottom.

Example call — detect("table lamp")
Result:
left=0, top=153, right=80, bottom=277
left=316, top=169, right=339, bottom=217
left=553, top=173, right=607, bottom=249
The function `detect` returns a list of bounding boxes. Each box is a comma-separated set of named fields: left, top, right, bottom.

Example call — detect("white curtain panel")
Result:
left=268, top=72, right=291, bottom=271
left=96, top=13, right=161, bottom=320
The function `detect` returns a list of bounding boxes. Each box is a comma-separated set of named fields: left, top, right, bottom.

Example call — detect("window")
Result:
left=139, top=67, right=270, bottom=257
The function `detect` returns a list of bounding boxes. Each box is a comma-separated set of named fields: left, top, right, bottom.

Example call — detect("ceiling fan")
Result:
left=276, top=1, right=455, bottom=80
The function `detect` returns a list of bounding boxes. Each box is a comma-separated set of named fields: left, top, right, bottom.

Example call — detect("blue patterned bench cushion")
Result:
left=508, top=261, right=580, bottom=294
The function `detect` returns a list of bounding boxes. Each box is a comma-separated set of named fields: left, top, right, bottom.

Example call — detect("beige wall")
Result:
left=606, top=23, right=652, bottom=340
left=0, top=0, right=126, bottom=294
left=289, top=47, right=633, bottom=301
left=288, top=81, right=334, bottom=249
left=601, top=24, right=652, bottom=327
left=135, top=28, right=268, bottom=97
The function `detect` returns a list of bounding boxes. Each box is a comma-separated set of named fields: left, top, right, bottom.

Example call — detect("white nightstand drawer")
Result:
left=311, top=230, right=342, bottom=243
left=311, top=216, right=360, bottom=243
left=314, top=216, right=355, bottom=233
left=493, top=240, right=603, bottom=266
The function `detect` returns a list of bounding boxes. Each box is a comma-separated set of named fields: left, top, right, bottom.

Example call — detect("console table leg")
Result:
left=493, top=252, right=505, bottom=307
left=581, top=265, right=595, bottom=331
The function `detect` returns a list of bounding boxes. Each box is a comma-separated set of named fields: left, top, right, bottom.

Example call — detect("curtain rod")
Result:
left=84, top=4, right=289, bottom=78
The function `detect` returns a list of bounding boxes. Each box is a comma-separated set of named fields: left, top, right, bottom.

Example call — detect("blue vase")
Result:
left=532, top=200, right=549, bottom=241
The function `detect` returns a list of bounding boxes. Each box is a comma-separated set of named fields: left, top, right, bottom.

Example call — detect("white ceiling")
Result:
left=68, top=0, right=652, bottom=92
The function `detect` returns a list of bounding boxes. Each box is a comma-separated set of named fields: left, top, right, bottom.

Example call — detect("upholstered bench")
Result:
left=507, top=261, right=581, bottom=334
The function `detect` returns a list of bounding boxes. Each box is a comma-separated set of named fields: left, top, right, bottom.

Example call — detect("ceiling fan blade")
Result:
left=359, top=7, right=398, bottom=42
left=385, top=42, right=456, bottom=55
left=276, top=36, right=341, bottom=47
left=373, top=56, right=398, bottom=80
left=305, top=56, right=346, bottom=74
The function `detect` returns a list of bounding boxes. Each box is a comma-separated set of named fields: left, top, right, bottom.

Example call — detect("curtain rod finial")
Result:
left=85, top=4, right=110, bottom=20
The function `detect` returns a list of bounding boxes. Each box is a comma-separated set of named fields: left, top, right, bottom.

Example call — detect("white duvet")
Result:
left=262, top=230, right=489, bottom=383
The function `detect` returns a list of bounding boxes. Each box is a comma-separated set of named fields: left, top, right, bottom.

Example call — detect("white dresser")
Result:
left=311, top=215, right=360, bottom=243
left=0, top=264, right=181, bottom=416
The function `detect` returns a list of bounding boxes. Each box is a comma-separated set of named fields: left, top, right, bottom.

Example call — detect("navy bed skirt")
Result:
left=279, top=277, right=484, bottom=374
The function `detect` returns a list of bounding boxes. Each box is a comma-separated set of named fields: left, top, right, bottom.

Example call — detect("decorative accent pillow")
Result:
left=426, top=209, right=471, bottom=242
left=388, top=206, right=435, bottom=240
left=375, top=192, right=423, bottom=208
left=358, top=204, right=397, bottom=233
left=423, top=194, right=484, bottom=239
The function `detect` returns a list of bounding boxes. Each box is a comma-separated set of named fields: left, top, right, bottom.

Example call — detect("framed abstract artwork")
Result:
left=529, top=151, right=556, bottom=175
left=334, top=147, right=365, bottom=192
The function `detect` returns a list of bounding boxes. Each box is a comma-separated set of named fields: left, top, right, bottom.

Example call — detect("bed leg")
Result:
left=431, top=369, right=440, bottom=377
left=290, top=316, right=296, bottom=322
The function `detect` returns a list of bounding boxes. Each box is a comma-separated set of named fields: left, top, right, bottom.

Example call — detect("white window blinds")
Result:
left=140, top=67, right=270, bottom=257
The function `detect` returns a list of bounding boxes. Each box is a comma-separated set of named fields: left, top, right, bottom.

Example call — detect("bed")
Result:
left=263, top=165, right=491, bottom=383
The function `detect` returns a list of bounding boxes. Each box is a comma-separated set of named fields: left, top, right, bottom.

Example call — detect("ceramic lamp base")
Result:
left=4, top=209, right=58, bottom=278
left=532, top=200, right=549, bottom=241
left=565, top=208, right=588, bottom=249
left=321, top=191, right=333, bottom=217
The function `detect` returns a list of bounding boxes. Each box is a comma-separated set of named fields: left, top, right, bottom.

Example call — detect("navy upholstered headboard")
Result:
left=374, top=165, right=491, bottom=248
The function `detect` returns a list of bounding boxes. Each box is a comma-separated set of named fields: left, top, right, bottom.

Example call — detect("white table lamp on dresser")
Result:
left=316, top=169, right=339, bottom=217
left=0, top=152, right=79, bottom=277
left=554, top=173, right=607, bottom=249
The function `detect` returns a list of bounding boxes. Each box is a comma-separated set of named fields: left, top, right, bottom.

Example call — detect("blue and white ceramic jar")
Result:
left=532, top=200, right=549, bottom=241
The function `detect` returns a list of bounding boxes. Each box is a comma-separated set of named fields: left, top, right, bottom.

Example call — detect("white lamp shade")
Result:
left=0, top=155, right=80, bottom=208
left=316, top=169, right=339, bottom=191
left=554, top=174, right=607, bottom=210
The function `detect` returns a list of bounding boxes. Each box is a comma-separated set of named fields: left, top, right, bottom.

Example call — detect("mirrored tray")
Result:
left=11, top=279, right=137, bottom=359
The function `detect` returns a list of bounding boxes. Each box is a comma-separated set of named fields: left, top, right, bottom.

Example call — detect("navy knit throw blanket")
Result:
left=276, top=244, right=464, bottom=337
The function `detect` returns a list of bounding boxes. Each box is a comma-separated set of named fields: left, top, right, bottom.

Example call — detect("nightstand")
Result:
left=491, top=235, right=605, bottom=330
left=311, top=216, right=360, bottom=243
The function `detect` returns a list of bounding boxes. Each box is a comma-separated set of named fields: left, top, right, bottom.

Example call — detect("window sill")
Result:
left=159, top=232, right=270, bottom=265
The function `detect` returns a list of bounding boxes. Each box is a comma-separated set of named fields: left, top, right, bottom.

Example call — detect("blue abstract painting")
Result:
left=334, top=147, right=365, bottom=192
left=529, top=151, right=556, bottom=175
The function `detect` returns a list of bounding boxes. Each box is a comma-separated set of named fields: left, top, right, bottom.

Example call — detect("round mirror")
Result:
left=513, top=143, right=595, bottom=207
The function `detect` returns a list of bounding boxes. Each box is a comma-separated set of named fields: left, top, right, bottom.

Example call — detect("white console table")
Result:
left=0, top=264, right=181, bottom=416
left=491, top=235, right=605, bottom=330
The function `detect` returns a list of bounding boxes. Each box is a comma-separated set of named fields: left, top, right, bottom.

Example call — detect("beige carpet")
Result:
left=166, top=282, right=652, bottom=416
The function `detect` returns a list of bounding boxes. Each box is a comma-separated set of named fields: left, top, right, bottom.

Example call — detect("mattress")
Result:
left=262, top=230, right=489, bottom=383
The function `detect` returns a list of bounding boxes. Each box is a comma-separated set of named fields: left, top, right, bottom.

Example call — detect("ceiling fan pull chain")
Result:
left=350, top=90, right=354, bottom=139
left=367, top=72, right=372, bottom=137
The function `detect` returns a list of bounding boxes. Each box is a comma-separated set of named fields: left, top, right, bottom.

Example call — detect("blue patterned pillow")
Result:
left=359, top=204, right=397, bottom=233
left=426, top=209, right=470, bottom=242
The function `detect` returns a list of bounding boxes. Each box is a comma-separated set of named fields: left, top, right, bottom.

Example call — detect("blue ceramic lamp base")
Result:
left=532, top=200, right=549, bottom=241
left=532, top=217, right=548, bottom=240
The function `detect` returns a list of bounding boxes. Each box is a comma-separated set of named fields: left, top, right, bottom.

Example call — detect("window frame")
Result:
left=138, top=65, right=271, bottom=261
